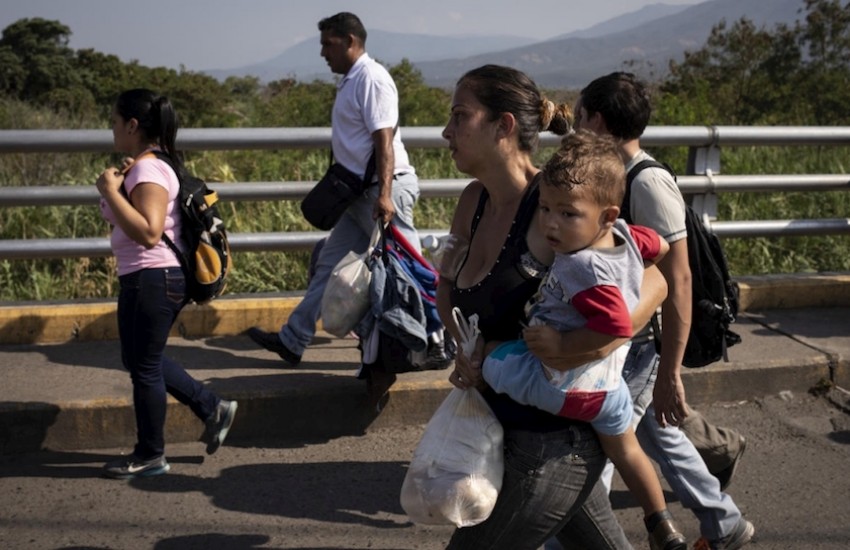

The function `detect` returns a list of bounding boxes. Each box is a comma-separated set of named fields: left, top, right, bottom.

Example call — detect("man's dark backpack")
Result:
left=622, top=160, right=741, bottom=367
left=153, top=151, right=232, bottom=305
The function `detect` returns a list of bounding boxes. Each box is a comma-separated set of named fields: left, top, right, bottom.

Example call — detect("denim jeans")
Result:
left=600, top=340, right=743, bottom=540
left=446, top=424, right=632, bottom=550
left=279, top=173, right=420, bottom=355
left=118, top=267, right=219, bottom=459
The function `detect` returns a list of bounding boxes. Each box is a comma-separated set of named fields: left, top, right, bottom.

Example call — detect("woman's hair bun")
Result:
left=545, top=101, right=574, bottom=136
left=540, top=99, right=556, bottom=131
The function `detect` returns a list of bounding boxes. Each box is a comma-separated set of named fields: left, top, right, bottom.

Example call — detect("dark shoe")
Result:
left=246, top=327, right=302, bottom=366
left=420, top=339, right=453, bottom=371
left=366, top=368, right=396, bottom=413
left=201, top=399, right=238, bottom=455
left=693, top=519, right=754, bottom=549
left=647, top=510, right=688, bottom=550
left=103, top=454, right=170, bottom=479
left=714, top=435, right=747, bottom=491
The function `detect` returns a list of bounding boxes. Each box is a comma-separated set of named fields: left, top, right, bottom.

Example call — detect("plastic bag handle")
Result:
left=366, top=220, right=388, bottom=264
left=376, top=220, right=392, bottom=262
left=369, top=220, right=384, bottom=250
left=451, top=306, right=480, bottom=359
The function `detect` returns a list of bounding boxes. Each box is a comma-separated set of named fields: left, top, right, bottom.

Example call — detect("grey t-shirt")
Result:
left=625, top=150, right=687, bottom=340
left=625, top=150, right=687, bottom=243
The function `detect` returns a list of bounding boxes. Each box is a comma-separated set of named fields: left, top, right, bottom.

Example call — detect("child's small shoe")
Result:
left=646, top=509, right=688, bottom=550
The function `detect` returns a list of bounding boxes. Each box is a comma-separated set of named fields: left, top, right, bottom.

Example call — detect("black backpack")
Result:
left=622, top=159, right=741, bottom=368
left=153, top=151, right=232, bottom=305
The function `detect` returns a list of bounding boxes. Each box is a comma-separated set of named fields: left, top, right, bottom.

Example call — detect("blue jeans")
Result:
left=118, top=268, right=219, bottom=459
left=446, top=425, right=632, bottom=550
left=279, top=173, right=420, bottom=355
left=601, top=340, right=743, bottom=541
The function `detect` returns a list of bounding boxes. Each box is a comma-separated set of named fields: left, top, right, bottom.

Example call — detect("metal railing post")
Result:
left=685, top=126, right=722, bottom=223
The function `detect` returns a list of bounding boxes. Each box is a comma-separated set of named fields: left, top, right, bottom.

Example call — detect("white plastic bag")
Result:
left=451, top=307, right=480, bottom=359
left=321, top=223, right=381, bottom=338
left=400, top=387, right=504, bottom=528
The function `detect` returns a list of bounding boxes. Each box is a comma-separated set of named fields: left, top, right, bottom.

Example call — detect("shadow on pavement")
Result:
left=0, top=449, right=204, bottom=479
left=153, top=533, right=271, bottom=549
left=0, top=401, right=60, bottom=455
left=132, top=460, right=411, bottom=528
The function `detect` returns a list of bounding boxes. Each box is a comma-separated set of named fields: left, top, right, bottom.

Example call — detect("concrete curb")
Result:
left=0, top=294, right=303, bottom=345
left=2, top=273, right=849, bottom=346
left=0, top=341, right=837, bottom=455
left=735, top=272, right=850, bottom=310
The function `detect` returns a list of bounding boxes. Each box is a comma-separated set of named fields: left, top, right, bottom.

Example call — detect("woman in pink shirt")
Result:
left=96, top=88, right=236, bottom=479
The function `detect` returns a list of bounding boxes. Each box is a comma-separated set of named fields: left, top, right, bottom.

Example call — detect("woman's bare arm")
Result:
left=97, top=167, right=168, bottom=249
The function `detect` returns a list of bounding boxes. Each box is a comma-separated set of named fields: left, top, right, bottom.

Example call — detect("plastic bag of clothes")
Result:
left=400, top=387, right=504, bottom=528
left=321, top=222, right=381, bottom=338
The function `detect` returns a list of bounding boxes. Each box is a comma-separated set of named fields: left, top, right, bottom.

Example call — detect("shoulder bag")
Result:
left=301, top=150, right=376, bottom=230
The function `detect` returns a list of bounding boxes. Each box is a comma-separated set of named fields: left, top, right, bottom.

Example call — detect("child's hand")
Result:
left=523, top=324, right=563, bottom=363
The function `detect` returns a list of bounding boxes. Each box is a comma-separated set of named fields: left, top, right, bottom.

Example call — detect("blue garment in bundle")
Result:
left=384, top=223, right=442, bottom=335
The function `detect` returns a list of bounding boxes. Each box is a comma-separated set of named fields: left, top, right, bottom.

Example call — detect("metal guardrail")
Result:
left=3, top=175, right=850, bottom=206
left=1, top=126, right=849, bottom=260
left=3, top=126, right=850, bottom=152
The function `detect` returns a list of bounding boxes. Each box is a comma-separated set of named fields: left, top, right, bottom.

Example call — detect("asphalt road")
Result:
left=2, top=390, right=849, bottom=550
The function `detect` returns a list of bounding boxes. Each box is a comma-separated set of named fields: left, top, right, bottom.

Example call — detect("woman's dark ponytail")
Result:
left=115, top=89, right=182, bottom=168
left=153, top=96, right=178, bottom=160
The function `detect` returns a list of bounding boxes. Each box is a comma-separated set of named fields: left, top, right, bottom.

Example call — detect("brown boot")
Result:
left=646, top=509, right=688, bottom=550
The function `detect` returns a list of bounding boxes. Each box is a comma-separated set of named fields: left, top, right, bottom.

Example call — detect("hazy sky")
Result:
left=1, top=0, right=702, bottom=71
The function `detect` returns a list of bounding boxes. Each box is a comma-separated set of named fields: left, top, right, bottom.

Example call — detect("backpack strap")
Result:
left=622, top=159, right=675, bottom=224
left=622, top=158, right=676, bottom=356
left=147, top=151, right=192, bottom=275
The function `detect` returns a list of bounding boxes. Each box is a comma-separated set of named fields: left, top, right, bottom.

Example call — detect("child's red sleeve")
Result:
left=627, top=224, right=662, bottom=260
left=571, top=285, right=633, bottom=338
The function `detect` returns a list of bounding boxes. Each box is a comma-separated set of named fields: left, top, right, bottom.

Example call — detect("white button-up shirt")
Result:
left=331, top=53, right=414, bottom=181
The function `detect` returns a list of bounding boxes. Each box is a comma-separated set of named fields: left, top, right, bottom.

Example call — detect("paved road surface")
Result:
left=2, top=389, right=849, bottom=550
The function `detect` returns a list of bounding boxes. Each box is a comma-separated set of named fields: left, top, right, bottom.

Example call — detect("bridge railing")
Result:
left=1, top=126, right=849, bottom=260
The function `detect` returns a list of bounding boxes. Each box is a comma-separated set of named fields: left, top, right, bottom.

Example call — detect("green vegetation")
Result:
left=651, top=0, right=850, bottom=275
left=1, top=0, right=849, bottom=301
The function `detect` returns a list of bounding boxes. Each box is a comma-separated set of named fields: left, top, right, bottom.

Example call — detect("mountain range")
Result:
left=204, top=0, right=804, bottom=88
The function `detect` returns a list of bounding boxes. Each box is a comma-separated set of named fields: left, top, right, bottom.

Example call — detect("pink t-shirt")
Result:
left=100, top=156, right=183, bottom=276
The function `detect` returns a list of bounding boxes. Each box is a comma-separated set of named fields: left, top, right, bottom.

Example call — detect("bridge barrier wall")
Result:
left=1, top=272, right=848, bottom=346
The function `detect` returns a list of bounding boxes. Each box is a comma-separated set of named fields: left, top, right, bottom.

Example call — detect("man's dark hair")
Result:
left=318, top=12, right=367, bottom=44
left=580, top=72, right=651, bottom=141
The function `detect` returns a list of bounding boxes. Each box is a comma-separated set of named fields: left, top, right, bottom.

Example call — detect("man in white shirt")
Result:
left=248, top=13, right=422, bottom=386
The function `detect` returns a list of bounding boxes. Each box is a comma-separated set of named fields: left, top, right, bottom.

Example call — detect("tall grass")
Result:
left=711, top=145, right=850, bottom=275
left=1, top=97, right=849, bottom=301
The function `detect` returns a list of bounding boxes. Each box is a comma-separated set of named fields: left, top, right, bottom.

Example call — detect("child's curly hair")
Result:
left=541, top=130, right=626, bottom=208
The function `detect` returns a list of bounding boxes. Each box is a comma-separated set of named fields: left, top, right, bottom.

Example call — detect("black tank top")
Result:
left=451, top=179, right=543, bottom=342
left=451, top=176, right=578, bottom=430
